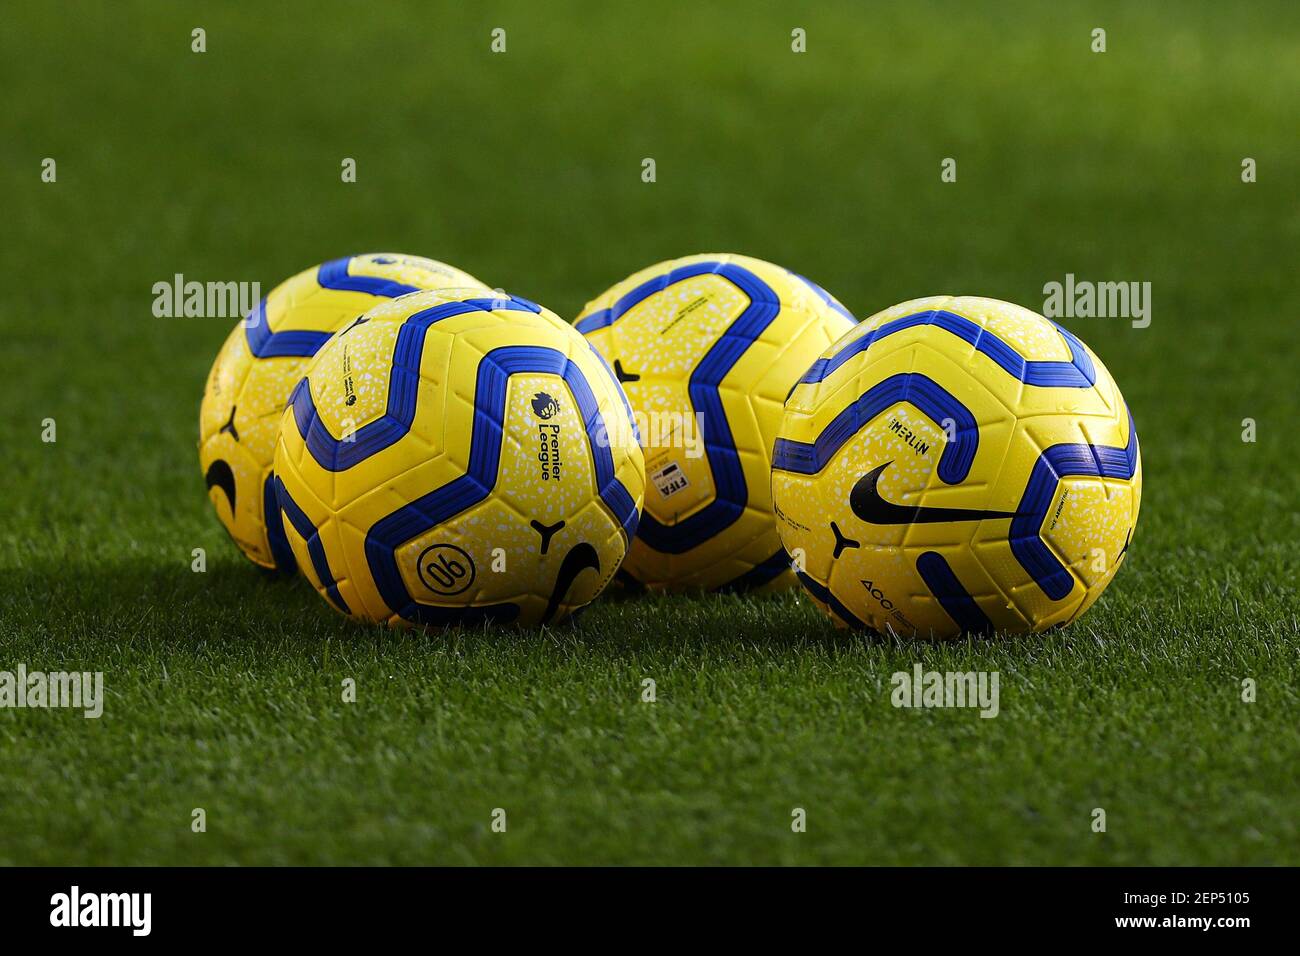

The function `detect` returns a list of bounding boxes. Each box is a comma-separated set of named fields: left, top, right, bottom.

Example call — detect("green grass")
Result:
left=1, top=0, right=1297, bottom=865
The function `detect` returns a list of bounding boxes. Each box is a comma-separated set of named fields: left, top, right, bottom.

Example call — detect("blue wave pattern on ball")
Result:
left=279, top=294, right=640, bottom=626
left=580, top=261, right=781, bottom=555
left=780, top=310, right=1134, bottom=630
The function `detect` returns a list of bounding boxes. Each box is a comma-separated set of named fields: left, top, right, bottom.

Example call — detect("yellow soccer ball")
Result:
left=272, top=288, right=645, bottom=627
left=772, top=296, right=1141, bottom=638
left=199, top=253, right=488, bottom=570
left=576, top=253, right=856, bottom=592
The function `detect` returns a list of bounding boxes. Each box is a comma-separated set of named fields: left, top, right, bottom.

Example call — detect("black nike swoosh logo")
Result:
left=205, top=459, right=237, bottom=513
left=541, top=543, right=601, bottom=624
left=849, top=461, right=1020, bottom=525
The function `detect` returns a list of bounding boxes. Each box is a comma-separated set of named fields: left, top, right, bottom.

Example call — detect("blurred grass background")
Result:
left=0, top=0, right=1296, bottom=864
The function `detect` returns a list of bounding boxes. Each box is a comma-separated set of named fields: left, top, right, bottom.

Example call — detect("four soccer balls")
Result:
left=199, top=258, right=1141, bottom=638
